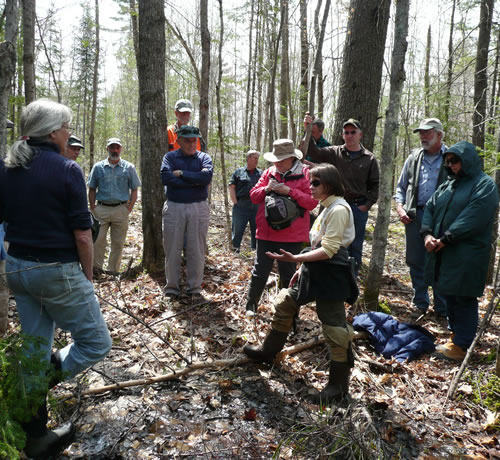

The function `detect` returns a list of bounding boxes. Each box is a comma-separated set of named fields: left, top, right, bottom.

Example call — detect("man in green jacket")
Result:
left=421, top=141, right=498, bottom=362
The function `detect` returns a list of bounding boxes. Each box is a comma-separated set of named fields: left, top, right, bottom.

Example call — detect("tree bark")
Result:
left=364, top=0, right=409, bottom=309
left=299, top=0, right=309, bottom=118
left=22, top=0, right=35, bottom=104
left=199, top=0, right=210, bottom=145
left=88, top=0, right=99, bottom=170
left=137, top=0, right=168, bottom=272
left=0, top=0, right=18, bottom=158
left=444, top=0, right=456, bottom=130
left=279, top=0, right=289, bottom=139
left=314, top=0, right=324, bottom=119
left=243, top=0, right=255, bottom=146
left=332, top=0, right=391, bottom=151
left=424, top=26, right=431, bottom=117
left=215, top=0, right=231, bottom=246
left=472, top=0, right=494, bottom=150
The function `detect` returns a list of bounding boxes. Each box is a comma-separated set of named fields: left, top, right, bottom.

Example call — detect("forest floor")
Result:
left=8, top=199, right=500, bottom=459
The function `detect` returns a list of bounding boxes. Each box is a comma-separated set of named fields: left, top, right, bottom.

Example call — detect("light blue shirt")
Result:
left=417, top=151, right=444, bottom=206
left=395, top=144, right=447, bottom=206
left=87, top=158, right=141, bottom=203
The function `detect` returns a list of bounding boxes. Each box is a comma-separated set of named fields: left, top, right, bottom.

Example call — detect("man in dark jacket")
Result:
left=394, top=118, right=448, bottom=317
left=303, top=114, right=379, bottom=276
left=421, top=141, right=498, bottom=361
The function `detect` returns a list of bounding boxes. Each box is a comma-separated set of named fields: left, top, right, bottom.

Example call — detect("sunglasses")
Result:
left=343, top=130, right=357, bottom=135
left=310, top=179, right=321, bottom=187
left=445, top=156, right=460, bottom=165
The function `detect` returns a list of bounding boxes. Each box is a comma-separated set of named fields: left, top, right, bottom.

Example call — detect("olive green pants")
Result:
left=271, top=287, right=353, bottom=362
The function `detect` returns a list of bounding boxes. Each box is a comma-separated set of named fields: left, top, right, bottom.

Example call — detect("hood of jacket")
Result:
left=444, top=141, right=481, bottom=179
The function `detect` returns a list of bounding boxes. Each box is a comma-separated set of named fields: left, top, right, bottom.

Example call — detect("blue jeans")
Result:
left=348, top=204, right=369, bottom=276
left=444, top=295, right=478, bottom=349
left=231, top=202, right=257, bottom=250
left=405, top=208, right=446, bottom=315
left=6, top=256, right=112, bottom=379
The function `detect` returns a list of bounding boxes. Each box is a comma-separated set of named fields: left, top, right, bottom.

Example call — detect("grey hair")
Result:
left=5, top=98, right=73, bottom=169
left=313, top=118, right=325, bottom=131
left=435, top=128, right=445, bottom=141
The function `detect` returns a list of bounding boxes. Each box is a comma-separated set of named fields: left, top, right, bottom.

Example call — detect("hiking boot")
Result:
left=243, top=329, right=288, bottom=364
left=435, top=342, right=466, bottom=362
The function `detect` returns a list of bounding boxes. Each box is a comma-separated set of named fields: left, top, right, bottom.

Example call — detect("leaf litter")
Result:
left=5, top=201, right=497, bottom=459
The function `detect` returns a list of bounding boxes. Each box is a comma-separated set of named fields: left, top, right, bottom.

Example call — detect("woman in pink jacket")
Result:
left=244, top=139, right=318, bottom=316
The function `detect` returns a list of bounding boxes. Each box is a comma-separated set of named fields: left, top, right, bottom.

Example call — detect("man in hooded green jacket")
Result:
left=421, top=141, right=498, bottom=362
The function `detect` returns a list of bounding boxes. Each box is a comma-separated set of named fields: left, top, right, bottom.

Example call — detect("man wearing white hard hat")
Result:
left=88, top=137, right=141, bottom=274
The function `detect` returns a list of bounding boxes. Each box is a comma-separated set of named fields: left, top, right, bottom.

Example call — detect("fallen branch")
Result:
left=58, top=338, right=331, bottom=399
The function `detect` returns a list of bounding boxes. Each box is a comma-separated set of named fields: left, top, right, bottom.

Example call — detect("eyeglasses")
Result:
left=343, top=130, right=357, bottom=135
left=310, top=179, right=321, bottom=187
left=61, top=125, right=73, bottom=133
left=445, top=156, right=460, bottom=166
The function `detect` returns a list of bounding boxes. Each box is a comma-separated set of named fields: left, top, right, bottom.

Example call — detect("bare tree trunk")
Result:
left=88, top=0, right=99, bottom=170
left=314, top=0, right=324, bottom=119
left=267, top=1, right=282, bottom=151
left=0, top=0, right=18, bottom=157
left=444, top=0, right=456, bottom=130
left=301, top=0, right=330, bottom=154
left=364, top=0, right=409, bottom=309
left=246, top=0, right=261, bottom=147
left=216, top=0, right=231, bottom=246
left=137, top=0, right=168, bottom=272
left=129, top=0, right=139, bottom=59
left=279, top=0, right=289, bottom=139
left=22, top=0, right=35, bottom=104
left=299, top=0, right=308, bottom=117
left=487, top=25, right=500, bottom=137
left=243, top=0, right=255, bottom=146
left=472, top=0, right=494, bottom=150
left=199, top=0, right=210, bottom=145
left=332, top=0, right=391, bottom=151
left=424, top=26, right=431, bottom=117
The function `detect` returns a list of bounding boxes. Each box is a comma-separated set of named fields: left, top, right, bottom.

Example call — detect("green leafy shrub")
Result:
left=0, top=333, right=52, bottom=459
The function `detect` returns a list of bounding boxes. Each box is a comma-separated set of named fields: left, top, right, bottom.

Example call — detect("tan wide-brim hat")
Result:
left=263, top=139, right=303, bottom=162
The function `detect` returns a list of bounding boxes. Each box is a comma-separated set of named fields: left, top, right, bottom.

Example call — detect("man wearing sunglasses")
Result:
left=304, top=115, right=379, bottom=276
left=161, top=125, right=213, bottom=302
left=394, top=118, right=448, bottom=318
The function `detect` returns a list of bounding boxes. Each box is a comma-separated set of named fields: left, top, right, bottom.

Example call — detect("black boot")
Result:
left=245, top=276, right=267, bottom=316
left=313, top=361, right=352, bottom=405
left=23, top=398, right=74, bottom=459
left=243, top=329, right=288, bottom=364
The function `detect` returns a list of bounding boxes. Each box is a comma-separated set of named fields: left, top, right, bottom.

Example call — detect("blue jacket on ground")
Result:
left=353, top=312, right=436, bottom=362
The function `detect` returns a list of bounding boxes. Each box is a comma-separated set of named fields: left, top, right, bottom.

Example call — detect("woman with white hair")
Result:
left=0, top=99, right=111, bottom=458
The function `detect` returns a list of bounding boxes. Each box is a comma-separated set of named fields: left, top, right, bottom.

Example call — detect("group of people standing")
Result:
left=0, top=96, right=498, bottom=456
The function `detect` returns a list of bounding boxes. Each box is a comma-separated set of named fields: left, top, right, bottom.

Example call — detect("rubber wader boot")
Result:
left=243, top=329, right=288, bottom=364
left=313, top=344, right=354, bottom=404
left=313, top=361, right=352, bottom=404
left=245, top=276, right=267, bottom=314
left=23, top=398, right=74, bottom=459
